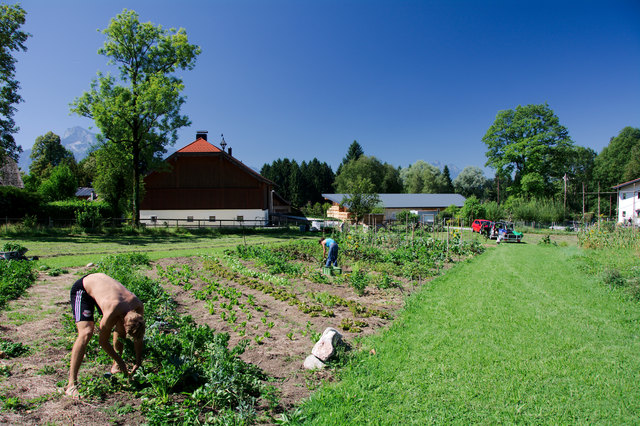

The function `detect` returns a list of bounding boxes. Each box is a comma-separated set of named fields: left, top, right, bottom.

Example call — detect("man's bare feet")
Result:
left=110, top=363, right=121, bottom=374
left=65, top=384, right=80, bottom=399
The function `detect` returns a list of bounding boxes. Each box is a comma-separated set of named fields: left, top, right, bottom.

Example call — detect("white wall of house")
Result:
left=617, top=183, right=640, bottom=225
left=140, top=209, right=269, bottom=226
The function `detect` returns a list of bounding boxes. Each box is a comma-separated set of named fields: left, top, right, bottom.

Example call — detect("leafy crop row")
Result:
left=73, top=253, right=278, bottom=424
left=0, top=258, right=37, bottom=311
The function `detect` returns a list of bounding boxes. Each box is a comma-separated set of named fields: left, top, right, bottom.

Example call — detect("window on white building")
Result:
left=237, top=215, right=244, bottom=221
left=209, top=216, right=216, bottom=222
left=150, top=216, right=157, bottom=223
left=622, top=211, right=626, bottom=217
left=187, top=216, right=194, bottom=222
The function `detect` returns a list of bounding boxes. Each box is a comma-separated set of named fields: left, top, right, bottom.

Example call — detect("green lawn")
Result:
left=301, top=243, right=640, bottom=424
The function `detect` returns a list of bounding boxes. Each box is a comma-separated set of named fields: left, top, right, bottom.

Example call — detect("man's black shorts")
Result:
left=70, top=275, right=101, bottom=322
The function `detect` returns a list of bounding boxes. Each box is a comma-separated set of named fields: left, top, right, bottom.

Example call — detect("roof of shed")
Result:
left=612, top=177, right=640, bottom=189
left=177, top=138, right=222, bottom=153
left=322, top=193, right=466, bottom=208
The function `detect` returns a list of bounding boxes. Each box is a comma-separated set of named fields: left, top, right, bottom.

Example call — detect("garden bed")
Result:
left=0, top=229, right=483, bottom=424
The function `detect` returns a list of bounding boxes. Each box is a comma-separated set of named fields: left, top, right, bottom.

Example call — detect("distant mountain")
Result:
left=18, top=127, right=97, bottom=172
left=62, top=126, right=96, bottom=160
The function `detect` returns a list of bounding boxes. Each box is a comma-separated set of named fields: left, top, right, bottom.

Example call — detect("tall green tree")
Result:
left=593, top=127, right=640, bottom=188
left=442, top=165, right=454, bottom=192
left=92, top=145, right=132, bottom=216
left=482, top=103, right=574, bottom=197
left=335, top=155, right=402, bottom=193
left=336, top=140, right=364, bottom=175
left=38, top=163, right=78, bottom=201
left=29, top=131, right=76, bottom=181
left=340, top=177, right=380, bottom=223
left=299, top=158, right=335, bottom=204
left=261, top=157, right=335, bottom=207
left=0, top=3, right=29, bottom=162
left=453, top=166, right=488, bottom=199
left=261, top=158, right=300, bottom=206
left=400, top=160, right=445, bottom=193
left=71, top=9, right=200, bottom=225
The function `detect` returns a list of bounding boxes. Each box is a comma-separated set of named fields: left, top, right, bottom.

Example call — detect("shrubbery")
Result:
left=0, top=258, right=37, bottom=311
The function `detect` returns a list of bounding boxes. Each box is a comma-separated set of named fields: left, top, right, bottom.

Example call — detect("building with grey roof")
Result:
left=322, top=193, right=465, bottom=223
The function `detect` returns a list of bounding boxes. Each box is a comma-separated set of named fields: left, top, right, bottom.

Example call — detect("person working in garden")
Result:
left=320, top=237, right=339, bottom=267
left=66, top=273, right=145, bottom=398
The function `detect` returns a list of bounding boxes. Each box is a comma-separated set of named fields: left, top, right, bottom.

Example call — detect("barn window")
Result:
left=209, top=216, right=216, bottom=222
left=150, top=216, right=157, bottom=223
left=623, top=193, right=627, bottom=200
left=622, top=211, right=626, bottom=217
left=237, top=215, right=244, bottom=222
left=187, top=216, right=194, bottom=222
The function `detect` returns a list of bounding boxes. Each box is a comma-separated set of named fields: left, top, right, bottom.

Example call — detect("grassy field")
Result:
left=300, top=243, right=640, bottom=424
left=0, top=228, right=314, bottom=268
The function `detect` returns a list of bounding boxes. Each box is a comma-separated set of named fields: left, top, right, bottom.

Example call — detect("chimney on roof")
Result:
left=196, top=130, right=208, bottom=141
left=228, top=147, right=232, bottom=156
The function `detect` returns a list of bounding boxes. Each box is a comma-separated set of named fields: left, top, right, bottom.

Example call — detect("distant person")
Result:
left=66, top=273, right=145, bottom=398
left=320, top=237, right=339, bottom=267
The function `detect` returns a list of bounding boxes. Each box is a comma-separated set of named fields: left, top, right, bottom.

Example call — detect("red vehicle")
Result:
left=472, top=219, right=492, bottom=234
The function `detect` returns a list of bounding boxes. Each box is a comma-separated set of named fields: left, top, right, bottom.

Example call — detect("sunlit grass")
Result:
left=301, top=244, right=640, bottom=423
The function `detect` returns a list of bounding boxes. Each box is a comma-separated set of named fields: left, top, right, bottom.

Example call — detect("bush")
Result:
left=396, top=210, right=419, bottom=225
left=602, top=269, right=625, bottom=288
left=483, top=201, right=505, bottom=222
left=0, top=186, right=44, bottom=219
left=457, top=196, right=485, bottom=223
left=76, top=205, right=104, bottom=231
left=0, top=260, right=38, bottom=311
left=37, top=163, right=77, bottom=201
left=505, top=197, right=565, bottom=223
left=45, top=200, right=113, bottom=221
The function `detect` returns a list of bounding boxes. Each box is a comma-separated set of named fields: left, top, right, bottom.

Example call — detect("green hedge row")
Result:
left=0, top=187, right=113, bottom=221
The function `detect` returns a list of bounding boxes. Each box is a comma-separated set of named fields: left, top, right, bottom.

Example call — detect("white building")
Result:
left=613, top=178, right=640, bottom=225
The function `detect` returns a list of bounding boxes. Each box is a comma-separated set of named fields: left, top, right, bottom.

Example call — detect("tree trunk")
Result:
left=132, top=139, right=140, bottom=227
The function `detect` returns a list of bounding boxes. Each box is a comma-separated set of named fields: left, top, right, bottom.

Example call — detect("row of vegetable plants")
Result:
left=0, top=243, right=38, bottom=311
left=65, top=253, right=280, bottom=425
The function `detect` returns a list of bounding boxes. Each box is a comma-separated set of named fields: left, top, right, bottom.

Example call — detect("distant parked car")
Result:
left=490, top=221, right=523, bottom=243
left=472, top=219, right=492, bottom=234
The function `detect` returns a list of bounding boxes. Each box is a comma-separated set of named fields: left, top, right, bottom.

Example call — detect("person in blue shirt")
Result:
left=319, top=237, right=339, bottom=267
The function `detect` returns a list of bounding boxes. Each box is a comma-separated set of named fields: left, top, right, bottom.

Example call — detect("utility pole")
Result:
left=598, top=182, right=601, bottom=228
left=582, top=182, right=585, bottom=220
left=563, top=173, right=568, bottom=216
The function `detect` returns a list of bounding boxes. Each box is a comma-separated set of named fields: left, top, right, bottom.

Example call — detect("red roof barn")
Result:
left=140, top=131, right=285, bottom=226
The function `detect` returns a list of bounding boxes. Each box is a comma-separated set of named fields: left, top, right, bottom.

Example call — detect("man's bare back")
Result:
left=82, top=273, right=143, bottom=321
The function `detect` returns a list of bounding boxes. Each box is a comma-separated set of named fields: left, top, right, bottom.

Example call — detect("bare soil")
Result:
left=0, top=255, right=425, bottom=425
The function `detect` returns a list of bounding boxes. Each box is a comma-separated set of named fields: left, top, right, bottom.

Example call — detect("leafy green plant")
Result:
left=2, top=242, right=27, bottom=253
left=349, top=268, right=368, bottom=296
left=0, top=365, right=11, bottom=377
left=0, top=259, right=37, bottom=312
left=36, top=365, right=56, bottom=375
left=602, top=269, right=625, bottom=288
left=47, top=267, right=68, bottom=276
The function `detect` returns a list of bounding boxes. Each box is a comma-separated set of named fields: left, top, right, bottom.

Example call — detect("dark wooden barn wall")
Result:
left=141, top=154, right=271, bottom=210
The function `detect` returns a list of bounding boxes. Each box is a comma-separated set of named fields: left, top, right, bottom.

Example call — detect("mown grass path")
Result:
left=302, top=244, right=640, bottom=424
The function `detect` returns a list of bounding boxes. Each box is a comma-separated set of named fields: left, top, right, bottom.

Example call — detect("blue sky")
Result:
left=12, top=0, right=640, bottom=174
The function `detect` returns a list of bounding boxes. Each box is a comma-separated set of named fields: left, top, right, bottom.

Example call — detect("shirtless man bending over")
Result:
left=66, top=273, right=145, bottom=397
